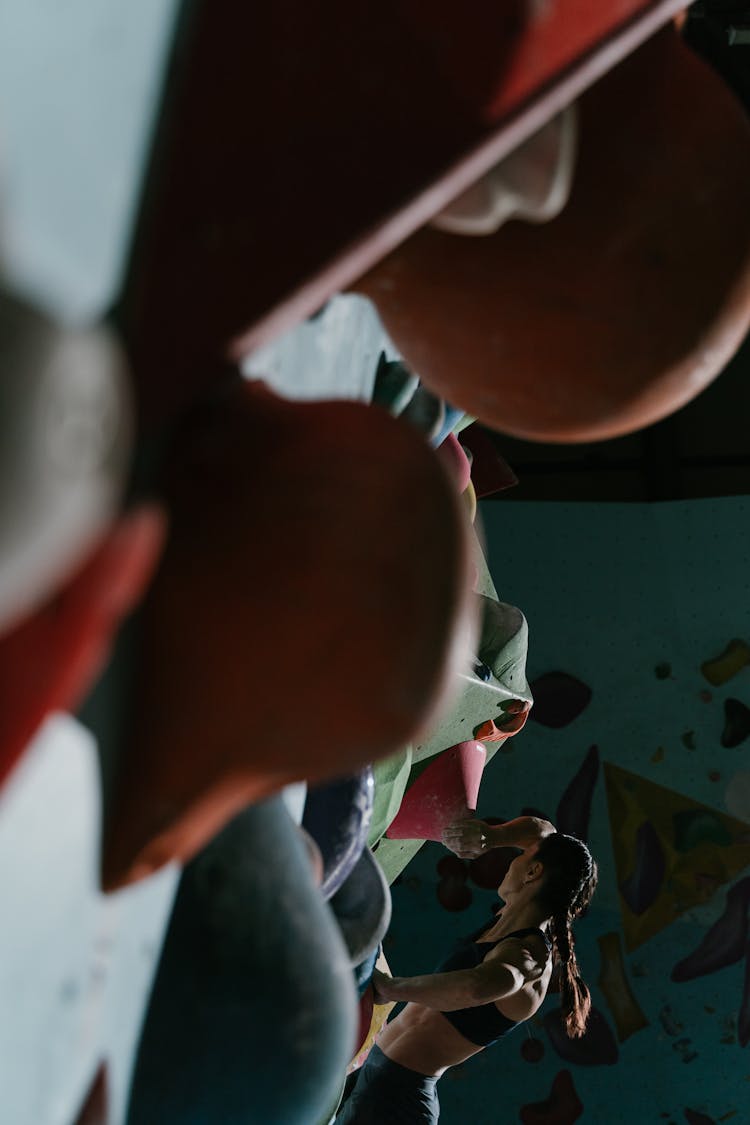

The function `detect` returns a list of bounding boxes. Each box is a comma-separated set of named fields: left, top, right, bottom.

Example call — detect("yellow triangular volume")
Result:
left=604, top=761, right=750, bottom=950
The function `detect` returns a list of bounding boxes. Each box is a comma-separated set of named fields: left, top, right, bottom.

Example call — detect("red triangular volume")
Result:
left=457, top=423, right=518, bottom=498
left=386, top=741, right=486, bottom=840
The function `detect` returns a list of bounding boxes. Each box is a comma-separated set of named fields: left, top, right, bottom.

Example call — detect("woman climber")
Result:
left=335, top=815, right=598, bottom=1124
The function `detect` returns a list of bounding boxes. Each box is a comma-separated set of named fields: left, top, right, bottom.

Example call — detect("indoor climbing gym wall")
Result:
left=387, top=498, right=750, bottom=1125
left=4, top=5, right=750, bottom=1124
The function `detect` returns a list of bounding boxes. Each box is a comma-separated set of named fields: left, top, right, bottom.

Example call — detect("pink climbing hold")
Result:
left=436, top=433, right=472, bottom=494
left=386, top=741, right=487, bottom=841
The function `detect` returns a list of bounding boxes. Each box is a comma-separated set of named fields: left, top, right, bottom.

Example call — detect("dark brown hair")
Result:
left=534, top=832, right=598, bottom=1038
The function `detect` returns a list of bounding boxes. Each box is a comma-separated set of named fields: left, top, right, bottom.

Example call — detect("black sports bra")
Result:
left=434, top=925, right=551, bottom=1048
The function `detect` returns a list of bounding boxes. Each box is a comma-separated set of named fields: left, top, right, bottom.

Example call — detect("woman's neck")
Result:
left=482, top=900, right=550, bottom=940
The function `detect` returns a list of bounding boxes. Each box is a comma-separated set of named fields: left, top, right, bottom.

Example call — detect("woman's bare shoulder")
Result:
left=484, top=933, right=549, bottom=979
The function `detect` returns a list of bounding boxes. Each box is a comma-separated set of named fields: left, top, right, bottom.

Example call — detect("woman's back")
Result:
left=377, top=927, right=552, bottom=1075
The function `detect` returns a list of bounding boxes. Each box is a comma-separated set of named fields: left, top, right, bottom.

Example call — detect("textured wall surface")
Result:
left=388, top=497, right=750, bottom=1125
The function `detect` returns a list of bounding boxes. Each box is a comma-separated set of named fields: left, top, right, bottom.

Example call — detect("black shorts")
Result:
left=335, top=1044, right=440, bottom=1124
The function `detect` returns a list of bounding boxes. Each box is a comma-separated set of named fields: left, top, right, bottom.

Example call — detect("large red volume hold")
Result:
left=354, top=29, right=750, bottom=443
left=102, top=381, right=476, bottom=889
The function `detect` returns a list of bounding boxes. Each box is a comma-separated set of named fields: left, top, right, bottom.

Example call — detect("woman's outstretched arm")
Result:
left=371, top=939, right=543, bottom=1009
left=371, top=963, right=522, bottom=1010
left=441, top=815, right=556, bottom=859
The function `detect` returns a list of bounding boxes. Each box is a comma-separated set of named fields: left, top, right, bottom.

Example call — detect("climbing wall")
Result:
left=388, top=497, right=750, bottom=1125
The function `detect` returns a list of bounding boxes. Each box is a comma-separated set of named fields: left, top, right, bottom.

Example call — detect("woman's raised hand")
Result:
left=441, top=818, right=492, bottom=859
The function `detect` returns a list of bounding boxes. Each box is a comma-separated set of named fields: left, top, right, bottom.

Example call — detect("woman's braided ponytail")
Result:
left=536, top=834, right=598, bottom=1038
